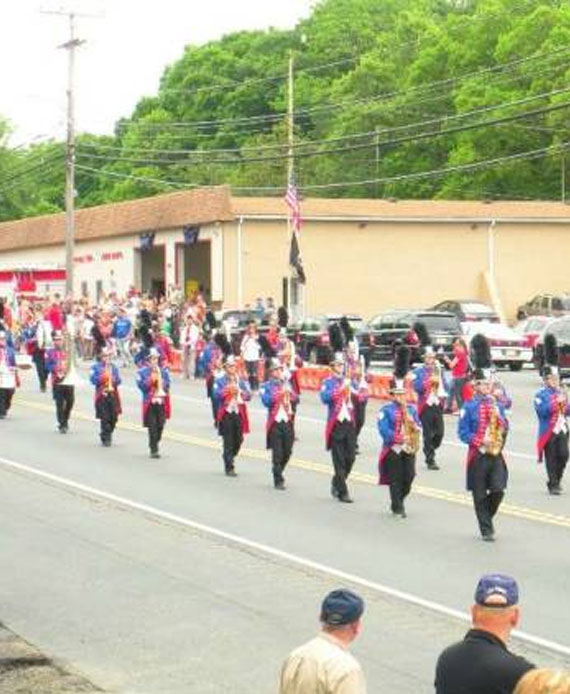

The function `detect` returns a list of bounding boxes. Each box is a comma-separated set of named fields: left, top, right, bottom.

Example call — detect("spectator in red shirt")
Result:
left=445, top=337, right=470, bottom=413
left=47, top=294, right=64, bottom=331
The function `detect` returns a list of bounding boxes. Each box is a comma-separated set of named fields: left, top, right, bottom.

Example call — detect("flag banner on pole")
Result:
left=139, top=232, right=155, bottom=251
left=183, top=225, right=200, bottom=246
left=289, top=230, right=306, bottom=284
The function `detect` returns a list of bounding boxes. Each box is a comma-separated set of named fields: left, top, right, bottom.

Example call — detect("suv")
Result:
left=218, top=309, right=261, bottom=354
left=291, top=314, right=364, bottom=364
left=358, top=310, right=462, bottom=365
left=533, top=316, right=570, bottom=377
left=516, top=294, right=570, bottom=321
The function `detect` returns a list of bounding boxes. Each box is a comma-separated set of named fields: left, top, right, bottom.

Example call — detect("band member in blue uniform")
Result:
left=260, top=358, right=298, bottom=489
left=136, top=347, right=171, bottom=459
left=0, top=330, right=18, bottom=419
left=378, top=346, right=421, bottom=518
left=89, top=347, right=122, bottom=446
left=458, top=334, right=508, bottom=541
left=320, top=345, right=357, bottom=504
left=213, top=355, right=251, bottom=477
left=412, top=323, right=447, bottom=470
left=45, top=330, right=75, bottom=433
left=534, top=334, right=569, bottom=495
left=201, top=331, right=228, bottom=426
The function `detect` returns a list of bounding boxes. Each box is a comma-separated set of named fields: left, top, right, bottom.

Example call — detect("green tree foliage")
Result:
left=3, top=0, right=570, bottom=220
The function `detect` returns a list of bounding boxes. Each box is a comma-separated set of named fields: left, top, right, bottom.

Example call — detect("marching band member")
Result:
left=412, top=324, right=447, bottom=470
left=378, top=346, right=421, bottom=518
left=0, top=330, right=18, bottom=419
left=276, top=307, right=302, bottom=432
left=90, top=347, right=122, bottom=447
left=346, top=347, right=369, bottom=455
left=213, top=355, right=251, bottom=477
left=45, top=330, right=75, bottom=434
left=320, top=346, right=358, bottom=504
left=458, top=334, right=508, bottom=541
left=136, top=347, right=171, bottom=459
left=201, top=332, right=229, bottom=425
left=534, top=334, right=569, bottom=495
left=260, top=358, right=299, bottom=490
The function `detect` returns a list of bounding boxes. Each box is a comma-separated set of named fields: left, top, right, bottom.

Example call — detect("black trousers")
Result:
left=219, top=412, right=243, bottom=472
left=420, top=404, right=444, bottom=465
left=354, top=400, right=367, bottom=440
left=244, top=360, right=259, bottom=391
left=96, top=394, right=119, bottom=443
left=470, top=452, right=507, bottom=536
left=384, top=450, right=416, bottom=513
left=544, top=431, right=569, bottom=490
left=330, top=420, right=356, bottom=498
left=0, top=388, right=14, bottom=417
left=145, top=402, right=166, bottom=454
left=53, top=384, right=75, bottom=429
left=33, top=348, right=47, bottom=389
left=268, top=421, right=294, bottom=484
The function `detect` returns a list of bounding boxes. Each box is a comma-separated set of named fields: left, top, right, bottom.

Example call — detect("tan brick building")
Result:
left=0, top=186, right=568, bottom=321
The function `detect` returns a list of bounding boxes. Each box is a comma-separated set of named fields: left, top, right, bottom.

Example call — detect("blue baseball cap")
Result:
left=320, top=589, right=364, bottom=626
left=475, top=574, right=519, bottom=607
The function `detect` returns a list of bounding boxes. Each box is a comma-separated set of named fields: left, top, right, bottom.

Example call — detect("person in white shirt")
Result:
left=240, top=321, right=261, bottom=391
left=181, top=314, right=200, bottom=379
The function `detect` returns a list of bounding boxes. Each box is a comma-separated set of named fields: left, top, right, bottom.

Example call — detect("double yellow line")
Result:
left=15, top=397, right=570, bottom=531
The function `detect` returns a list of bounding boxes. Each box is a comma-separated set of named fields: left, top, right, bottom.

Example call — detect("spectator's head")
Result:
left=514, top=669, right=570, bottom=694
left=472, top=574, right=520, bottom=642
left=320, top=589, right=365, bottom=644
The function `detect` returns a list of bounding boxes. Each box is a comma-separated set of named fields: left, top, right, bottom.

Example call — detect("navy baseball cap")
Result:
left=320, top=589, right=364, bottom=626
left=475, top=574, right=519, bottom=607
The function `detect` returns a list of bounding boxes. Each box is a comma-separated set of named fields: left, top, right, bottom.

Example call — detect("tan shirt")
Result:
left=279, top=632, right=367, bottom=694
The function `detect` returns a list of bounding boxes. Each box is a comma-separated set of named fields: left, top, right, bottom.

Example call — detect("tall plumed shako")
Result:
left=91, top=323, right=107, bottom=356
left=391, top=344, right=411, bottom=393
left=204, top=310, right=218, bottom=334
left=328, top=322, right=345, bottom=353
left=258, top=334, right=276, bottom=358
left=277, top=306, right=289, bottom=329
left=542, top=333, right=559, bottom=378
left=471, top=333, right=493, bottom=382
left=339, top=316, right=354, bottom=344
left=413, top=321, right=433, bottom=357
left=214, top=332, right=232, bottom=358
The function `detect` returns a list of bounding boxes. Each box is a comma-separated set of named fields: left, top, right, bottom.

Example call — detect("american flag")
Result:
left=284, top=174, right=301, bottom=233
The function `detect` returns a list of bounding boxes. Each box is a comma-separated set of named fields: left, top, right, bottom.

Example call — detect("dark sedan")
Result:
left=357, top=310, right=462, bottom=365
left=431, top=299, right=499, bottom=323
left=291, top=314, right=364, bottom=364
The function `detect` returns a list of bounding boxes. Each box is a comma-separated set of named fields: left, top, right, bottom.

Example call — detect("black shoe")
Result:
left=225, top=469, right=238, bottom=477
left=59, top=426, right=67, bottom=434
left=150, top=451, right=160, bottom=459
left=392, top=507, right=406, bottom=518
left=102, top=440, right=112, bottom=448
left=274, top=480, right=286, bottom=490
left=0, top=414, right=5, bottom=420
left=40, top=385, right=46, bottom=393
left=549, top=486, right=562, bottom=496
left=481, top=531, right=495, bottom=542
left=427, top=462, right=440, bottom=470
left=331, top=484, right=340, bottom=499
left=338, top=494, right=353, bottom=503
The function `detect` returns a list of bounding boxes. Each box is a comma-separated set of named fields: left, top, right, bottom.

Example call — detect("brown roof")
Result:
left=0, top=186, right=234, bottom=252
left=231, top=196, right=570, bottom=220
left=2, top=189, right=570, bottom=253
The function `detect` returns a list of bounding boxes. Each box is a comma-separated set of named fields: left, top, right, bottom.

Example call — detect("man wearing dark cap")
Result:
left=435, top=574, right=535, bottom=694
left=279, top=588, right=367, bottom=694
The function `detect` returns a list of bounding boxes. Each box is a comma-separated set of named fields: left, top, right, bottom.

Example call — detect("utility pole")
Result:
left=42, top=9, right=87, bottom=297
left=286, top=50, right=295, bottom=318
left=562, top=151, right=566, bottom=204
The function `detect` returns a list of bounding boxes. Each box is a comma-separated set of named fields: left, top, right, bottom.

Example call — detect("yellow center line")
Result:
left=13, top=397, right=570, bottom=530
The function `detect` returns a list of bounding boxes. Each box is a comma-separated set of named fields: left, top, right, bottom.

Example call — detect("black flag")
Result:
left=289, top=230, right=306, bottom=284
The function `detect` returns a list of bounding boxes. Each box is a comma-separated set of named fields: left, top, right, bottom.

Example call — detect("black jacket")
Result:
left=435, top=629, right=534, bottom=694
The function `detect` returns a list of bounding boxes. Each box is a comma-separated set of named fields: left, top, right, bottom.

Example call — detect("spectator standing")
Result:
left=435, top=574, right=535, bottom=694
left=445, top=337, right=470, bottom=412
left=240, top=321, right=261, bottom=391
left=279, top=588, right=367, bottom=694
left=181, top=314, right=200, bottom=380
left=113, top=307, right=133, bottom=367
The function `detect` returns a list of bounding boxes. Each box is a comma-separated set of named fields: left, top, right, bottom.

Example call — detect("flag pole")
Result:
left=286, top=50, right=294, bottom=318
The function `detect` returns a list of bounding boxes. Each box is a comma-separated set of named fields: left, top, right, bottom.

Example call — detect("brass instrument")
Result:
left=152, top=366, right=166, bottom=399
left=60, top=317, right=82, bottom=387
left=401, top=402, right=420, bottom=455
left=485, top=397, right=503, bottom=456
left=358, top=355, right=367, bottom=392
left=104, top=364, right=114, bottom=394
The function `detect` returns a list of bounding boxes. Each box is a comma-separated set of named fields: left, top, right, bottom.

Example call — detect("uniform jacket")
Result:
left=412, top=364, right=448, bottom=414
left=45, top=347, right=69, bottom=387
left=89, top=361, right=122, bottom=415
left=212, top=374, right=251, bottom=434
left=458, top=394, right=508, bottom=465
left=377, top=401, right=421, bottom=484
left=0, top=343, right=18, bottom=389
left=320, top=375, right=357, bottom=450
left=136, top=365, right=171, bottom=423
left=260, top=378, right=299, bottom=445
left=534, top=386, right=570, bottom=461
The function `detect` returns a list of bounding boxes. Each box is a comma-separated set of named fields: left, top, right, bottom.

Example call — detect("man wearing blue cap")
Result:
left=435, top=574, right=535, bottom=694
left=279, top=588, right=367, bottom=693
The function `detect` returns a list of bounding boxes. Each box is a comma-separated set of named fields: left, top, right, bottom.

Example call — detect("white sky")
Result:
left=1, top=0, right=315, bottom=146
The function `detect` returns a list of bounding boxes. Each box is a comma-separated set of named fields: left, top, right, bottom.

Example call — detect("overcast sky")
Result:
left=1, top=0, right=315, bottom=146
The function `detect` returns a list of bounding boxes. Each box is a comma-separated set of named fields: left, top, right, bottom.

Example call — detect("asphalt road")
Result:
left=0, top=363, right=569, bottom=693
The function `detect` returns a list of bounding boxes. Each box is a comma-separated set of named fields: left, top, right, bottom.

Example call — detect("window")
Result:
left=541, top=297, right=550, bottom=310
left=552, top=297, right=563, bottom=311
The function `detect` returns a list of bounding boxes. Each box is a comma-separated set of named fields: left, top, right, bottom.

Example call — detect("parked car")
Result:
left=516, top=293, right=570, bottom=320
left=291, top=314, right=364, bottom=364
left=431, top=299, right=499, bottom=323
left=462, top=321, right=532, bottom=371
left=357, top=310, right=462, bottom=365
left=217, top=309, right=266, bottom=354
left=513, top=316, right=552, bottom=349
left=533, top=316, right=570, bottom=377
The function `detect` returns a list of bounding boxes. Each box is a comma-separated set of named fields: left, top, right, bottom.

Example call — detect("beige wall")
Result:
left=228, top=217, right=570, bottom=322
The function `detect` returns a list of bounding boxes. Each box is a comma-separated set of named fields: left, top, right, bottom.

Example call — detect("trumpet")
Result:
left=104, top=364, right=114, bottom=394
left=401, top=403, right=420, bottom=455
left=152, top=366, right=166, bottom=398
left=485, top=396, right=503, bottom=456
